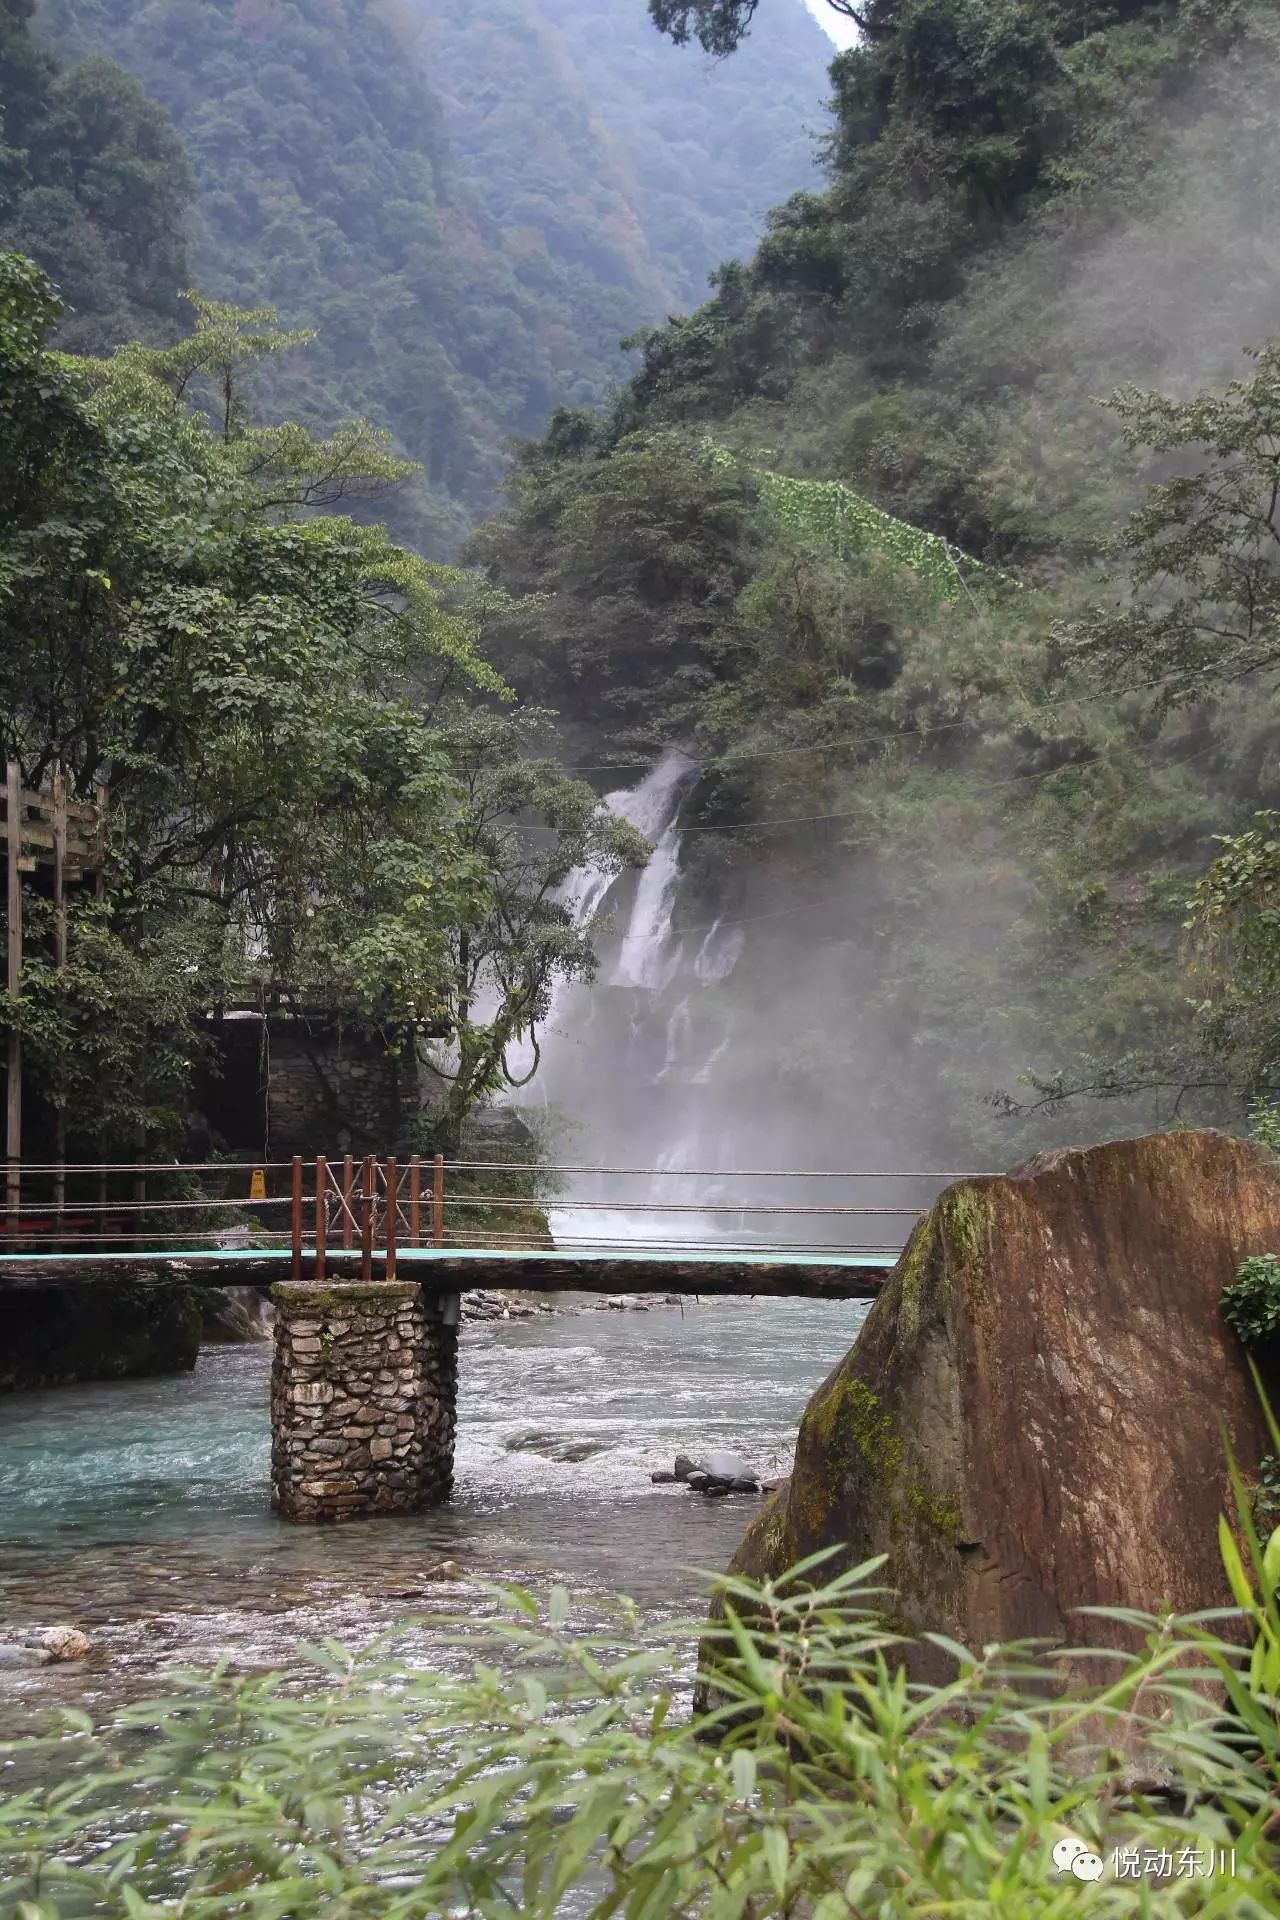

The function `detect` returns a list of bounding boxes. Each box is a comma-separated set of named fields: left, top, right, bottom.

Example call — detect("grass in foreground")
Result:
left=1, top=1550, right=1278, bottom=1918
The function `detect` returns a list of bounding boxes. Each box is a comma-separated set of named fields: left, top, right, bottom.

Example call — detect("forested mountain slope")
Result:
left=0, top=0, right=190, bottom=350
left=417, top=0, right=829, bottom=314
left=468, top=0, right=1280, bottom=1165
left=35, top=0, right=831, bottom=552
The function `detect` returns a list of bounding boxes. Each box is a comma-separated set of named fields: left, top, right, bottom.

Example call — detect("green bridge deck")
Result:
left=0, top=1243, right=896, bottom=1299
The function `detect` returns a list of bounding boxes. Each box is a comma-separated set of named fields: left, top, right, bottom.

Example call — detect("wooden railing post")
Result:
left=5, top=760, right=22, bottom=1236
left=408, top=1153, right=421, bottom=1248
left=52, top=771, right=66, bottom=1249
left=385, top=1156, right=397, bottom=1279
left=290, top=1155, right=303, bottom=1281
left=341, top=1154, right=354, bottom=1251
left=433, top=1152, right=445, bottom=1248
left=360, top=1155, right=375, bottom=1281
left=314, top=1155, right=327, bottom=1282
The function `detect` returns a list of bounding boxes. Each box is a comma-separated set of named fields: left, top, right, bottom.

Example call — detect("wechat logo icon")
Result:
left=1053, top=1836, right=1105, bottom=1882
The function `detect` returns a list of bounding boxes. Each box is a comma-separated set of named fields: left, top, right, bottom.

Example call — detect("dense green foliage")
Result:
left=468, top=0, right=1280, bottom=1161
left=419, top=0, right=829, bottom=318
left=0, top=255, right=645, bottom=1156
left=36, top=0, right=830, bottom=552
left=3, top=1547, right=1279, bottom=1912
left=1223, top=1257, right=1280, bottom=1349
left=0, top=0, right=190, bottom=349
left=1070, top=345, right=1280, bottom=697
left=1188, top=811, right=1280, bottom=1101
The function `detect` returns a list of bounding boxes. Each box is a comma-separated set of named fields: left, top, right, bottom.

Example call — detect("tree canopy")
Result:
left=651, top=0, right=868, bottom=53
left=36, top=0, right=830, bottom=552
left=0, top=254, right=645, bottom=1154
left=0, top=0, right=191, bottom=349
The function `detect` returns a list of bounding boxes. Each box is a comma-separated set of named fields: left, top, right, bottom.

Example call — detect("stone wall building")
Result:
left=198, top=1009, right=447, bottom=1160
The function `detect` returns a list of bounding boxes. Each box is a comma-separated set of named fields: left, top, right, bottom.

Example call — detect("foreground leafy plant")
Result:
left=1, top=1557, right=1278, bottom=1917
left=1222, top=1255, right=1280, bottom=1348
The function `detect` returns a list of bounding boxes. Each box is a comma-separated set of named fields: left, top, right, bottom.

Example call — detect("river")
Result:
left=0, top=749, right=876, bottom=1706
left=0, top=1296, right=867, bottom=1705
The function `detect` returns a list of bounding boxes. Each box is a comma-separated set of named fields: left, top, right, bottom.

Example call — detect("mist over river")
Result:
left=0, top=1297, right=867, bottom=1703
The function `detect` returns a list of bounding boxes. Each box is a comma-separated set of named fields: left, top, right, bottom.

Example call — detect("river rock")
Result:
left=200, top=1285, right=269, bottom=1344
left=697, top=1451, right=758, bottom=1489
left=715, top=1130, right=1280, bottom=1685
left=0, top=1643, right=50, bottom=1668
left=35, top=1625, right=92, bottom=1661
left=674, top=1450, right=759, bottom=1493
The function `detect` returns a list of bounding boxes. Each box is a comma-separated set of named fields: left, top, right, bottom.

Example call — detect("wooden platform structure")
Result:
left=2, top=764, right=108, bottom=1222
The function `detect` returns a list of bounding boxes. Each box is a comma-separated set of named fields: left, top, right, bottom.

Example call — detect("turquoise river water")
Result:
left=0, top=1297, right=868, bottom=1714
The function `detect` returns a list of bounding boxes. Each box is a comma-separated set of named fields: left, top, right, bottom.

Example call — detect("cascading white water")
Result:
left=502, top=750, right=697, bottom=1089
left=693, top=918, right=745, bottom=984
left=613, top=813, right=687, bottom=990
left=571, top=750, right=697, bottom=932
left=511, top=747, right=747, bottom=1247
left=655, top=997, right=692, bottom=1082
left=499, top=748, right=888, bottom=1254
left=509, top=746, right=852, bottom=1254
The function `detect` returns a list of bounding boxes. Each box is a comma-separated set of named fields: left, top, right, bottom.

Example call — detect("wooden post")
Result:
left=433, top=1152, right=445, bottom=1247
left=385, top=1156, right=398, bottom=1279
left=408, top=1153, right=421, bottom=1247
left=96, top=1166, right=107, bottom=1246
left=52, top=772, right=66, bottom=1248
left=314, top=1155, right=328, bottom=1281
left=5, top=761, right=21, bottom=1234
left=359, top=1155, right=375, bottom=1281
left=290, top=1155, right=304, bottom=1281
left=93, top=784, right=107, bottom=904
left=341, top=1154, right=354, bottom=1251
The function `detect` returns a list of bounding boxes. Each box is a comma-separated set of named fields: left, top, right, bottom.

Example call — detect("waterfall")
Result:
left=655, top=997, right=692, bottom=1082
left=504, top=748, right=695, bottom=1091
left=565, top=749, right=696, bottom=938
left=613, top=810, right=688, bottom=990
left=499, top=748, right=865, bottom=1255
left=693, top=917, right=745, bottom=985
left=503, top=745, right=811, bottom=1252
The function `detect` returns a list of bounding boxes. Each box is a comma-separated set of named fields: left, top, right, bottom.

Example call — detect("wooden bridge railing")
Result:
left=0, top=1155, right=975, bottom=1270
left=290, top=1153, right=446, bottom=1282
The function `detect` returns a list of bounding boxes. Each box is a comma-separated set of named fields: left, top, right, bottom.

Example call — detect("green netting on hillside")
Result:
left=704, top=443, right=1019, bottom=601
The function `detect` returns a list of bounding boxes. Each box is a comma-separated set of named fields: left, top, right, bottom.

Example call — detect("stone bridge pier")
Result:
left=270, top=1281, right=459, bottom=1521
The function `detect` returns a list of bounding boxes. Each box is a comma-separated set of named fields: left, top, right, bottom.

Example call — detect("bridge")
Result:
left=0, top=1153, right=968, bottom=1521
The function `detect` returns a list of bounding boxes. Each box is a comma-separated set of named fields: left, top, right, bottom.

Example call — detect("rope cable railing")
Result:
left=0, top=1153, right=930, bottom=1273
left=3, top=1158, right=988, bottom=1180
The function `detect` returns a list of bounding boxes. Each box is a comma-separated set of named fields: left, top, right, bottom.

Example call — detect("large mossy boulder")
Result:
left=0, top=1276, right=202, bottom=1390
left=723, top=1131, right=1280, bottom=1673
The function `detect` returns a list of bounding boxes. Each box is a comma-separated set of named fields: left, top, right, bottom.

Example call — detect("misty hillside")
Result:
left=418, top=0, right=828, bottom=313
left=32, top=0, right=832, bottom=551
left=469, top=0, right=1280, bottom=1169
